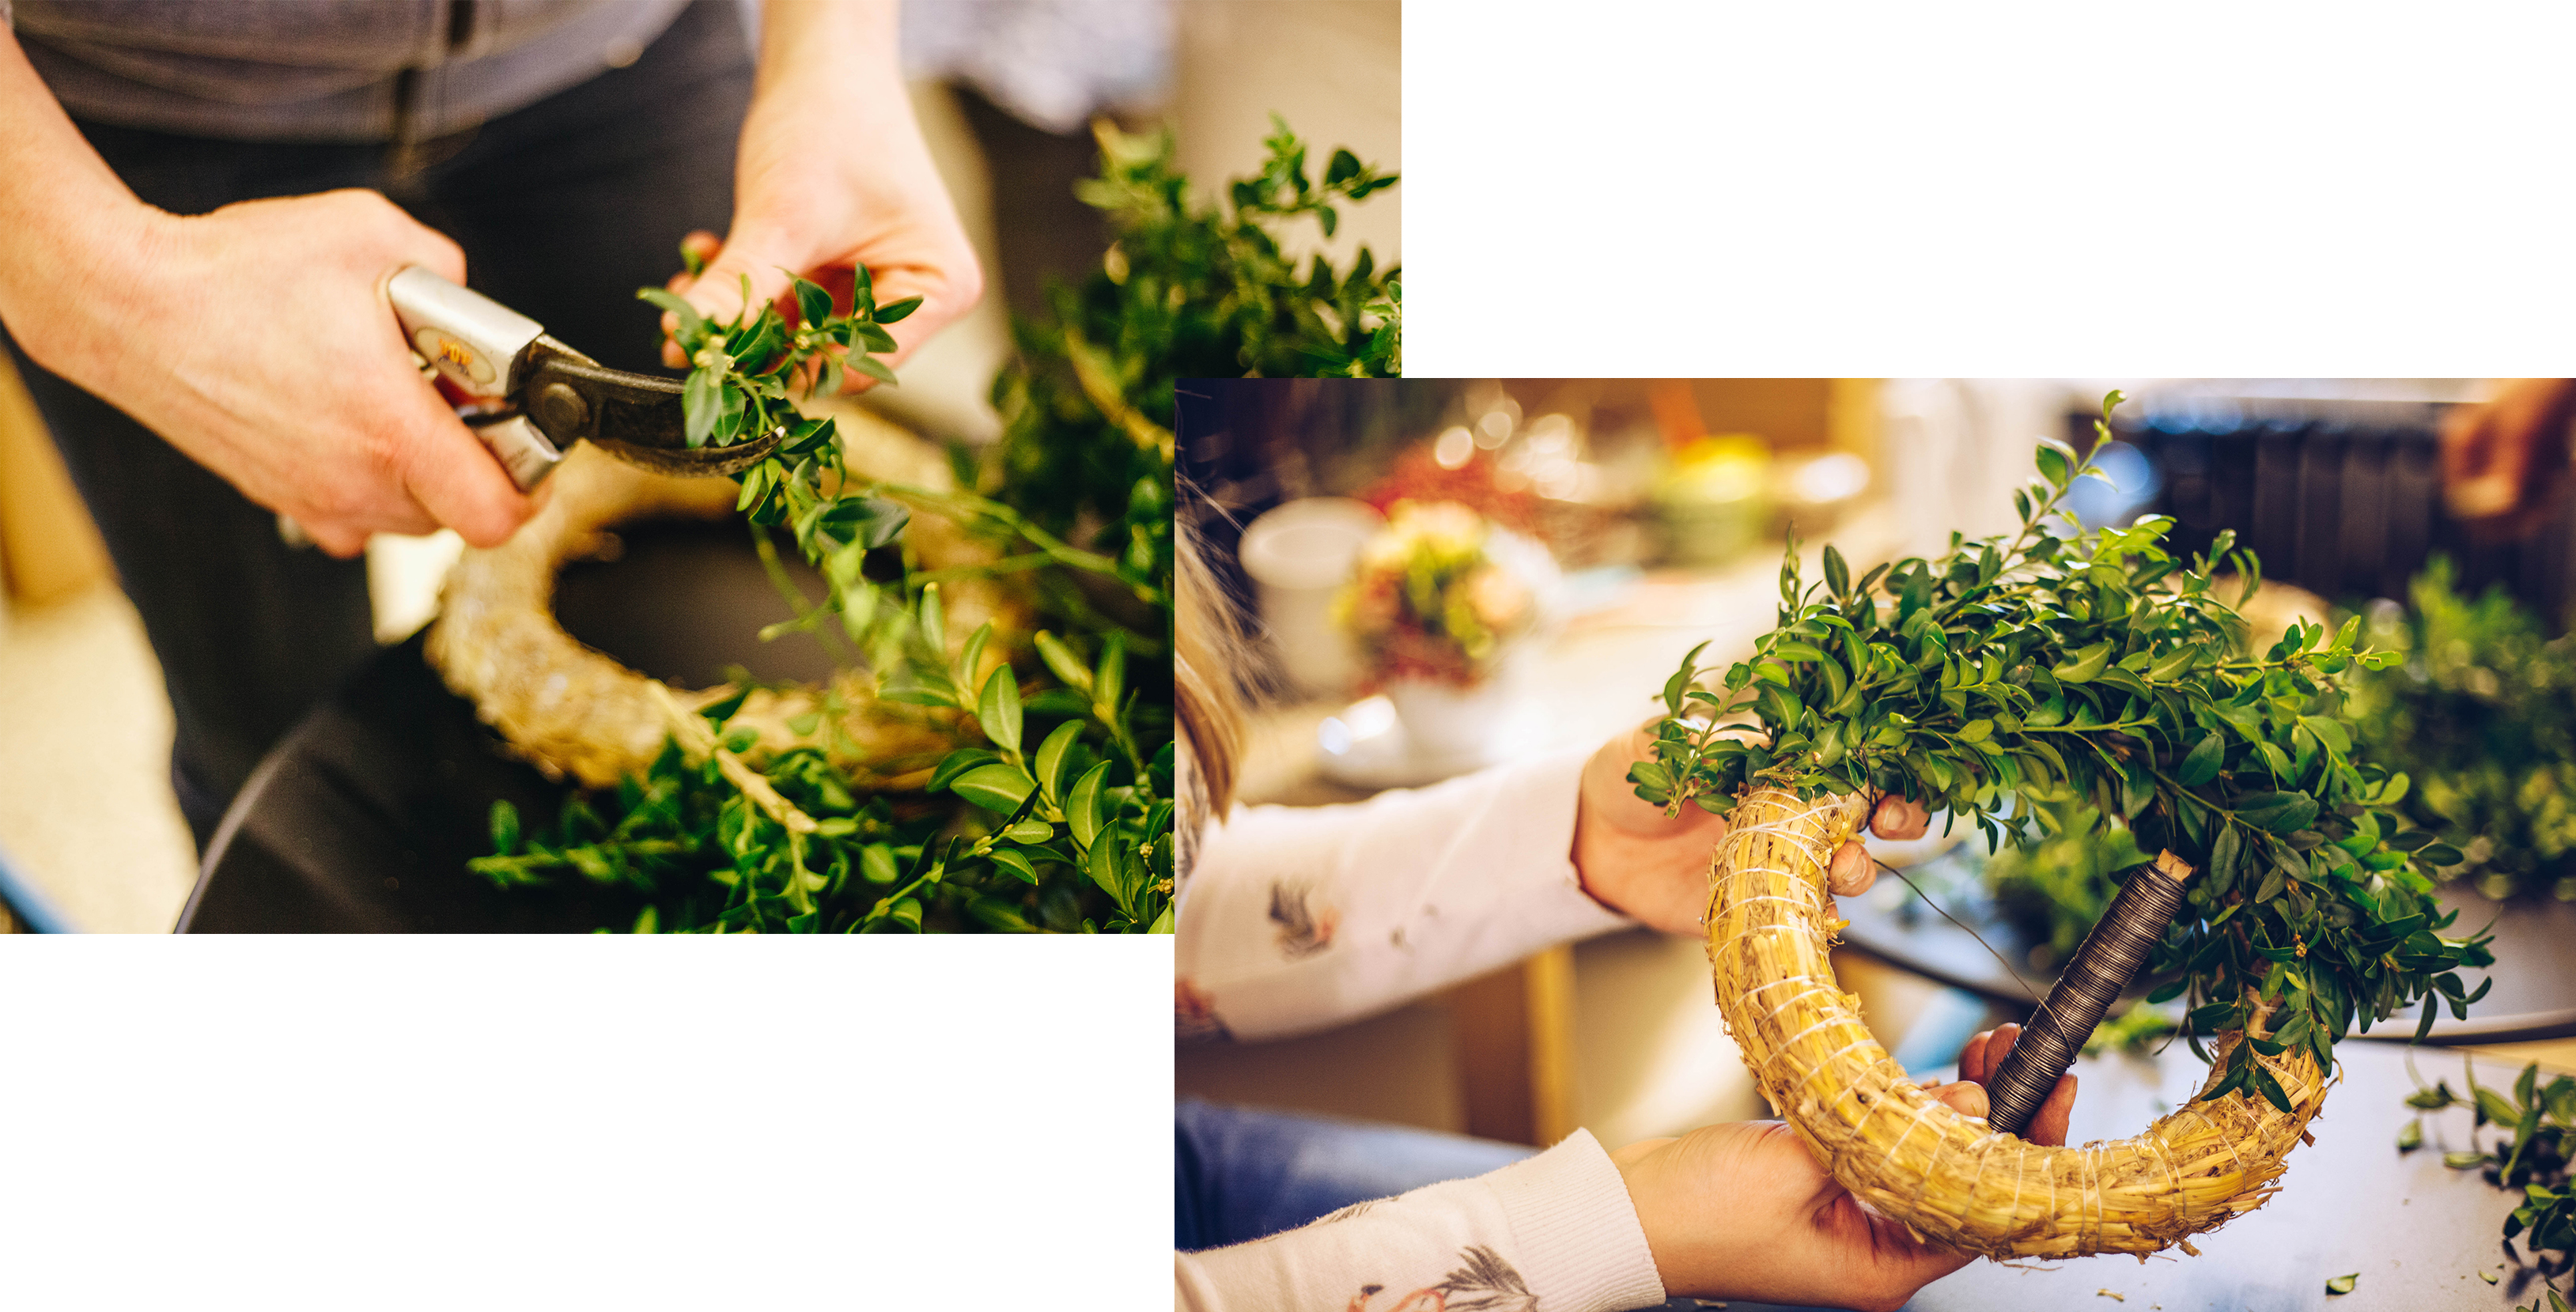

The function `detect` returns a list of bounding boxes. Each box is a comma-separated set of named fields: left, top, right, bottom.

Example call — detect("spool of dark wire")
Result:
left=1984, top=849, right=2195, bottom=1137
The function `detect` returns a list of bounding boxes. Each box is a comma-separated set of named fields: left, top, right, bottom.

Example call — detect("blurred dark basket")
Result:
left=2073, top=396, right=2576, bottom=624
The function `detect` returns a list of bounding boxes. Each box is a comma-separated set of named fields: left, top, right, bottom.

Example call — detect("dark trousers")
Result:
left=2, top=0, right=752, bottom=852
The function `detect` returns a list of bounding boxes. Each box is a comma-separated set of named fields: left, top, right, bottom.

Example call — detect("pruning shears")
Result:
left=387, top=266, right=777, bottom=491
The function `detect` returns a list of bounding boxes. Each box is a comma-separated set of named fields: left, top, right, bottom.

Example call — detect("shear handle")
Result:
left=386, top=267, right=543, bottom=399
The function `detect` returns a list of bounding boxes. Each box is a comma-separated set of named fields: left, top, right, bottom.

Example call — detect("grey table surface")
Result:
left=1838, top=843, right=2576, bottom=1043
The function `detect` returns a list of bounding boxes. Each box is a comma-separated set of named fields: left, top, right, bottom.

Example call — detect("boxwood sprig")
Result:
left=1636, top=391, right=2495, bottom=1099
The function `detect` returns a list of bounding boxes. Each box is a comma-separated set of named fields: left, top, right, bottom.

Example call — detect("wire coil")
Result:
left=1984, top=850, right=2191, bottom=1136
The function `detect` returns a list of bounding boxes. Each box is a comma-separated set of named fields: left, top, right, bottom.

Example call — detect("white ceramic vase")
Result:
left=1238, top=497, right=1386, bottom=697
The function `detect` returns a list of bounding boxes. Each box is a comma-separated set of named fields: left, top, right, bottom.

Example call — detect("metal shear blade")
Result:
left=516, top=337, right=781, bottom=478
left=390, top=266, right=779, bottom=490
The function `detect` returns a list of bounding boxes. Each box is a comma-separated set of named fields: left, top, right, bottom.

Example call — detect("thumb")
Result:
left=1929, top=1079, right=1991, bottom=1121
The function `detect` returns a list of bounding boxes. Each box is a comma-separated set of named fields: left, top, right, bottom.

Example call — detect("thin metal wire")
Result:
left=1873, top=856, right=2045, bottom=1004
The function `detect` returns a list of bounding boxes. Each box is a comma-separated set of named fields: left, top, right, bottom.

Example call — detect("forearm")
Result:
left=1175, top=749, right=1632, bottom=1042
left=755, top=0, right=898, bottom=98
left=0, top=27, right=165, bottom=378
left=1176, top=1131, right=1663, bottom=1312
left=741, top=0, right=923, bottom=205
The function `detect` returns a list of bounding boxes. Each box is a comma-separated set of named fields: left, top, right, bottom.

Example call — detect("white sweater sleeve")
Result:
left=1175, top=747, right=1635, bottom=1042
left=1175, top=1129, right=1668, bottom=1312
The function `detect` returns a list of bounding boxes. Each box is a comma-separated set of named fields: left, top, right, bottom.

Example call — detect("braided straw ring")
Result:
left=1705, top=788, right=2328, bottom=1258
left=427, top=420, right=1016, bottom=792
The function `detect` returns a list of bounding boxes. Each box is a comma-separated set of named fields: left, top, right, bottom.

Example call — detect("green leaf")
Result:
left=2445, top=1150, right=2491, bottom=1170
left=2209, top=822, right=2243, bottom=890
left=2052, top=641, right=2114, bottom=683
left=2036, top=444, right=2071, bottom=488
left=1663, top=641, right=1711, bottom=716
left=978, top=665, right=1023, bottom=755
left=1034, top=721, right=1084, bottom=802
left=2147, top=643, right=2203, bottom=681
left=2234, top=791, right=2319, bottom=835
left=2324, top=1273, right=2357, bottom=1296
left=792, top=276, right=832, bottom=328
left=2396, top=1118, right=2423, bottom=1151
left=860, top=845, right=898, bottom=885
left=1068, top=760, right=1113, bottom=850
left=1095, top=632, right=1128, bottom=713
left=1087, top=833, right=1123, bottom=902
left=849, top=352, right=899, bottom=386
left=2179, top=732, right=2225, bottom=787
left=487, top=799, right=521, bottom=856
left=874, top=295, right=923, bottom=325
left=636, top=286, right=705, bottom=346
left=2298, top=714, right=2350, bottom=755
left=927, top=748, right=1001, bottom=794
left=951, top=762, right=1037, bottom=815
left=2249, top=1060, right=2296, bottom=1113
left=2478, top=1087, right=2522, bottom=1128
left=1036, top=632, right=1093, bottom=690
left=919, top=585, right=945, bottom=652
left=681, top=368, right=720, bottom=448
left=987, top=847, right=1038, bottom=884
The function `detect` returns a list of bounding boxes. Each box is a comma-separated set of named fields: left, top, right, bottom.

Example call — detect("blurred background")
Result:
left=1177, top=376, right=2576, bottom=1152
left=0, top=0, right=1398, bottom=934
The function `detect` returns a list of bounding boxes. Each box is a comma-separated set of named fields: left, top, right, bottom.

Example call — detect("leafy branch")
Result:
left=2405, top=1059, right=2575, bottom=1310
left=468, top=117, right=1394, bottom=932
left=1632, top=391, right=2494, bottom=1092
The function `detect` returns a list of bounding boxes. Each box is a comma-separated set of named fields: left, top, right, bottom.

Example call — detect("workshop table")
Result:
left=1837, top=841, right=2576, bottom=1044
left=1709, top=1041, right=2555, bottom=1312
left=177, top=520, right=835, bottom=932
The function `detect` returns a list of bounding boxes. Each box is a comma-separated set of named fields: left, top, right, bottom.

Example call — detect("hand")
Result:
left=13, top=189, right=533, bottom=558
left=1611, top=1024, right=2076, bottom=1312
left=1573, top=721, right=1931, bottom=934
left=2441, top=378, right=2576, bottom=538
left=659, top=1, right=980, bottom=388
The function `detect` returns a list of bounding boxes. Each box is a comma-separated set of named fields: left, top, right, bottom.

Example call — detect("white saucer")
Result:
left=1315, top=695, right=1524, bottom=791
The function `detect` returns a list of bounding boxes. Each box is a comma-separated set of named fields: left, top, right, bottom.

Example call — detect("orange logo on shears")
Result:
left=432, top=335, right=476, bottom=372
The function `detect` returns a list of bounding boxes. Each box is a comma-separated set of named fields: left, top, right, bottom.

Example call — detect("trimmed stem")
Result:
left=1985, top=849, right=2195, bottom=1136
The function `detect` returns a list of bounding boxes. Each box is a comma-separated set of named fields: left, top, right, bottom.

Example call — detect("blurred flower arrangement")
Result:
left=1333, top=501, right=1537, bottom=689
left=2347, top=559, right=2576, bottom=902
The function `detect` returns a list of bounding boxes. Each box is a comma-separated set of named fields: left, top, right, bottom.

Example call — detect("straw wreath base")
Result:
left=1705, top=787, right=2328, bottom=1259
left=427, top=416, right=1016, bottom=792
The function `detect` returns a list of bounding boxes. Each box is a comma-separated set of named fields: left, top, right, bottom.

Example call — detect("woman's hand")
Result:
left=1610, top=1023, right=2075, bottom=1312
left=1572, top=721, right=1931, bottom=933
left=660, top=0, right=980, bottom=388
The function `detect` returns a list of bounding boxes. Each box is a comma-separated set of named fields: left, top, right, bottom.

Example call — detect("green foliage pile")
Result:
left=2348, top=560, right=2576, bottom=902
left=2405, top=1060, right=2575, bottom=1310
left=467, top=120, right=1393, bottom=932
left=1631, top=393, right=2493, bottom=1103
left=991, top=115, right=1398, bottom=633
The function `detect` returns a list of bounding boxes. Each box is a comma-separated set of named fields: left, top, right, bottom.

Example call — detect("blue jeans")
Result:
left=1173, top=1099, right=1537, bottom=1251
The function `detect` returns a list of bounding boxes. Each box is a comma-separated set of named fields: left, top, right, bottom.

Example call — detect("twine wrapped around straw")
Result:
left=1706, top=788, right=2328, bottom=1258
left=428, top=430, right=1015, bottom=791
